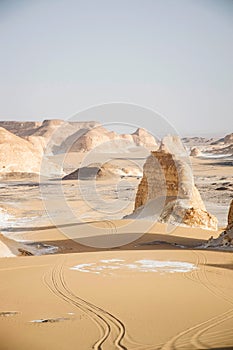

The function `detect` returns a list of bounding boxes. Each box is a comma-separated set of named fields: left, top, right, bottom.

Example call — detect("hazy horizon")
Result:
left=0, top=0, right=232, bottom=136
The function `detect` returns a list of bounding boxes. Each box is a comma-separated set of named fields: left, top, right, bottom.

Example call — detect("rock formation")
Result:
left=69, top=126, right=158, bottom=153
left=132, top=135, right=218, bottom=230
left=97, top=161, right=142, bottom=179
left=190, top=147, right=201, bottom=157
left=0, top=127, right=62, bottom=178
left=204, top=200, right=233, bottom=249
left=0, top=119, right=100, bottom=155
left=224, top=133, right=233, bottom=145
left=63, top=160, right=142, bottom=180
left=0, top=127, right=42, bottom=175
left=0, top=121, right=42, bottom=137
left=131, top=128, right=158, bottom=150
left=0, top=120, right=158, bottom=155
left=27, top=119, right=100, bottom=154
left=159, top=135, right=187, bottom=156
left=0, top=232, right=59, bottom=257
left=62, top=165, right=100, bottom=180
left=0, top=233, right=34, bottom=257
left=227, top=199, right=233, bottom=231
left=203, top=132, right=233, bottom=156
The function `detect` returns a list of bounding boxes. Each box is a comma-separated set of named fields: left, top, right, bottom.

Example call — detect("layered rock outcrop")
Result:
left=132, top=135, right=218, bottom=230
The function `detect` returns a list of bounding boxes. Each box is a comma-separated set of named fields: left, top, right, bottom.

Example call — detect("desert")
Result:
left=0, top=117, right=232, bottom=350
left=1, top=1, right=233, bottom=349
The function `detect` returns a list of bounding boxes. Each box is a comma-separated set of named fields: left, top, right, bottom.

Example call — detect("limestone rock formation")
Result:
left=0, top=127, right=42, bottom=175
left=224, top=133, right=233, bottom=145
left=131, top=128, right=158, bottom=150
left=204, top=200, right=233, bottom=249
left=0, top=127, right=62, bottom=178
left=97, top=161, right=142, bottom=179
left=132, top=136, right=218, bottom=230
left=0, top=232, right=59, bottom=257
left=34, top=120, right=100, bottom=154
left=0, top=121, right=42, bottom=137
left=159, top=135, right=187, bottom=156
left=63, top=160, right=142, bottom=180
left=203, top=132, right=233, bottom=156
left=0, top=119, right=100, bottom=155
left=0, top=120, right=158, bottom=155
left=227, top=199, right=233, bottom=231
left=69, top=125, right=114, bottom=152
left=0, top=233, right=34, bottom=257
left=190, top=147, right=201, bottom=157
left=69, top=126, right=158, bottom=153
left=62, top=165, right=100, bottom=180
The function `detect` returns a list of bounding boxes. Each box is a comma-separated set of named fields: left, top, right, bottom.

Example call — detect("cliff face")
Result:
left=133, top=138, right=218, bottom=230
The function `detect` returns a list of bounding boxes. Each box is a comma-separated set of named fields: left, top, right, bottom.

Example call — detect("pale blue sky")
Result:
left=0, top=0, right=232, bottom=136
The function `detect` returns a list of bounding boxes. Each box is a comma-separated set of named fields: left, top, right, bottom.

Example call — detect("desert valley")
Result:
left=0, top=118, right=232, bottom=350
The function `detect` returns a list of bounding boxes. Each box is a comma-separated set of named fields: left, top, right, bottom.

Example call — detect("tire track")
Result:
left=43, top=263, right=110, bottom=349
left=189, top=250, right=233, bottom=349
left=191, top=310, right=233, bottom=349
left=43, top=259, right=159, bottom=350
left=160, top=250, right=233, bottom=349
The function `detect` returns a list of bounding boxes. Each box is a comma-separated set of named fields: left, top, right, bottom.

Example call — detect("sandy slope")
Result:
left=0, top=246, right=233, bottom=350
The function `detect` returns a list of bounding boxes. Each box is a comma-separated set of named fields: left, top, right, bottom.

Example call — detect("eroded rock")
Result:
left=131, top=136, right=218, bottom=230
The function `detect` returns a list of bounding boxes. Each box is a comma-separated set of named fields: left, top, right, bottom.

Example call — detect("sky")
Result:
left=0, top=0, right=232, bottom=136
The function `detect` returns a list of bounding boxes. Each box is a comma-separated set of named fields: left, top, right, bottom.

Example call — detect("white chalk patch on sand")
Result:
left=100, top=259, right=125, bottom=263
left=71, top=259, right=196, bottom=275
left=70, top=263, right=97, bottom=273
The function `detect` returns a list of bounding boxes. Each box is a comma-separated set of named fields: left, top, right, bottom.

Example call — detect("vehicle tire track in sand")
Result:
left=43, top=262, right=113, bottom=350
left=43, top=259, right=159, bottom=350
left=189, top=251, right=233, bottom=349
left=58, top=262, right=162, bottom=350
left=160, top=250, right=233, bottom=349
left=58, top=262, right=126, bottom=350
left=160, top=308, right=233, bottom=350
left=190, top=310, right=233, bottom=349
left=192, top=327, right=233, bottom=349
